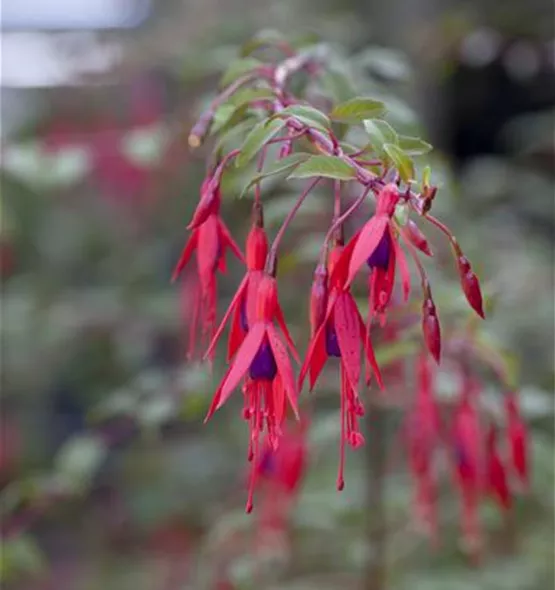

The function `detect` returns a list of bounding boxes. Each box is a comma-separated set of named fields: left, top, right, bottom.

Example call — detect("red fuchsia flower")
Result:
left=505, top=392, right=529, bottom=489
left=172, top=176, right=244, bottom=360
left=451, top=374, right=484, bottom=553
left=205, top=202, right=298, bottom=365
left=335, top=183, right=412, bottom=326
left=205, top=273, right=299, bottom=512
left=485, top=424, right=511, bottom=510
left=404, top=353, right=441, bottom=542
left=299, top=237, right=383, bottom=490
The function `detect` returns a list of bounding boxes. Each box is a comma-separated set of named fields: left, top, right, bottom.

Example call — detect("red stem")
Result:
left=319, top=186, right=373, bottom=261
left=266, top=178, right=321, bottom=272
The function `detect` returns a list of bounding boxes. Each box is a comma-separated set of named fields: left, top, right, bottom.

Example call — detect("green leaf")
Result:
left=219, top=57, right=262, bottom=88
left=330, top=97, right=386, bottom=123
left=236, top=118, right=286, bottom=167
left=319, top=69, right=356, bottom=102
left=240, top=153, right=311, bottom=197
left=383, top=143, right=415, bottom=183
left=275, top=105, right=331, bottom=133
left=227, top=86, right=275, bottom=108
left=210, top=88, right=275, bottom=136
left=288, top=155, right=356, bottom=181
left=398, top=135, right=433, bottom=156
left=214, top=117, right=257, bottom=156
left=363, top=119, right=398, bottom=153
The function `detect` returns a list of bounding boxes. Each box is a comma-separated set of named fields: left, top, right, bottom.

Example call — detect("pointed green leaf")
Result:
left=236, top=118, right=286, bottom=168
left=363, top=119, right=398, bottom=153
left=219, top=58, right=262, bottom=88
left=210, top=88, right=275, bottom=135
left=319, top=69, right=356, bottom=102
left=330, top=97, right=386, bottom=123
left=214, top=117, right=257, bottom=156
left=288, top=155, right=356, bottom=181
left=383, top=143, right=414, bottom=183
left=210, top=104, right=239, bottom=135
left=240, top=153, right=311, bottom=197
left=274, top=105, right=331, bottom=133
left=228, top=87, right=275, bottom=108
left=398, top=135, right=433, bottom=156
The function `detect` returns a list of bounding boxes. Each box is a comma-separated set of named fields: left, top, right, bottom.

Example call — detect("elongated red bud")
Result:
left=376, top=183, right=400, bottom=217
left=309, top=264, right=328, bottom=337
left=422, top=290, right=441, bottom=363
left=405, top=220, right=433, bottom=256
left=187, top=179, right=220, bottom=230
left=246, top=203, right=268, bottom=271
left=457, top=255, right=485, bottom=319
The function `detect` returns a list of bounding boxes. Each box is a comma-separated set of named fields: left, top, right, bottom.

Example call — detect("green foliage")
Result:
left=329, top=97, right=386, bottom=123
left=288, top=155, right=356, bottom=180
left=219, top=57, right=263, bottom=87
left=236, top=118, right=287, bottom=167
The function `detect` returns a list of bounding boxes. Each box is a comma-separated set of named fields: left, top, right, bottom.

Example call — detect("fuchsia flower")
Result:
left=205, top=273, right=299, bottom=512
left=299, top=237, right=383, bottom=490
left=170, top=42, right=524, bottom=539
left=404, top=353, right=441, bottom=541
left=205, top=202, right=297, bottom=364
left=337, top=184, right=412, bottom=325
left=172, top=176, right=244, bottom=360
left=451, top=374, right=484, bottom=552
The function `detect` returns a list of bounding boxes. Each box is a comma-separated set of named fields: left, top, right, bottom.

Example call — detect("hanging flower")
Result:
left=299, top=238, right=383, bottom=490
left=404, top=353, right=441, bottom=541
left=205, top=273, right=299, bottom=512
left=172, top=176, right=244, bottom=360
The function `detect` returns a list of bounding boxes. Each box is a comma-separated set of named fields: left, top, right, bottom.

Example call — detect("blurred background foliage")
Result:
left=0, top=0, right=553, bottom=589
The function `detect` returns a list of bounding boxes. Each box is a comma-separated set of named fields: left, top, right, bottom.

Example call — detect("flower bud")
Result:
left=457, top=256, right=485, bottom=319
left=422, top=294, right=441, bottom=363
left=187, top=177, right=220, bottom=230
left=309, top=264, right=328, bottom=337
left=405, top=220, right=433, bottom=256
left=246, top=207, right=268, bottom=271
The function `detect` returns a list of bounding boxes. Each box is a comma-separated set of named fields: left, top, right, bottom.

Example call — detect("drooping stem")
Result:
left=266, top=178, right=321, bottom=272
left=334, top=180, right=342, bottom=220
left=424, top=213, right=462, bottom=256
left=319, top=186, right=373, bottom=261
left=363, top=397, right=388, bottom=590
left=254, top=146, right=268, bottom=204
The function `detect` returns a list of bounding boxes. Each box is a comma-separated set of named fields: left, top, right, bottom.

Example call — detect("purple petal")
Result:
left=249, top=341, right=277, bottom=380
left=367, top=231, right=391, bottom=270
